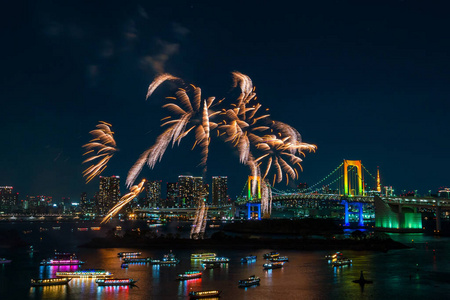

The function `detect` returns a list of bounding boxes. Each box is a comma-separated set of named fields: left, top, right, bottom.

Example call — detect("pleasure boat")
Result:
left=240, top=255, right=257, bottom=263
left=263, top=262, right=284, bottom=269
left=117, top=252, right=142, bottom=257
left=96, top=278, right=137, bottom=286
left=31, top=278, right=71, bottom=287
left=191, top=253, right=216, bottom=260
left=238, top=275, right=260, bottom=287
left=332, top=257, right=352, bottom=267
left=263, top=252, right=279, bottom=259
left=201, top=257, right=229, bottom=264
left=0, top=258, right=12, bottom=264
left=177, top=270, right=203, bottom=280
left=269, top=256, right=288, bottom=262
left=189, top=290, right=221, bottom=299
left=56, top=269, right=113, bottom=278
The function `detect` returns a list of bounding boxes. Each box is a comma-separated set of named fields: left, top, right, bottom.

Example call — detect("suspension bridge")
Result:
left=237, top=159, right=450, bottom=233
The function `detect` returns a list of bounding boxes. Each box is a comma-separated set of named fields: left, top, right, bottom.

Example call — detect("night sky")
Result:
left=2, top=1, right=449, bottom=201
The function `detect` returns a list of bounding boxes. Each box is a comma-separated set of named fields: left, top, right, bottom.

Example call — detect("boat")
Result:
left=241, top=255, right=257, bottom=263
left=325, top=252, right=343, bottom=260
left=122, top=257, right=153, bottom=263
left=352, top=271, right=373, bottom=285
left=52, top=227, right=61, bottom=230
left=121, top=263, right=128, bottom=268
left=117, top=252, right=142, bottom=257
left=77, top=227, right=88, bottom=231
left=201, top=257, right=229, bottom=264
left=191, top=253, right=217, bottom=260
left=332, top=258, right=352, bottom=267
left=263, top=252, right=279, bottom=259
left=238, top=275, right=260, bottom=287
left=189, top=290, right=221, bottom=299
left=40, top=258, right=84, bottom=266
left=31, top=278, right=71, bottom=287
left=158, top=252, right=180, bottom=265
left=90, top=227, right=101, bottom=231
left=56, top=269, right=113, bottom=278
left=203, top=262, right=221, bottom=269
left=177, top=270, right=202, bottom=280
left=263, top=262, right=284, bottom=269
left=96, top=278, right=137, bottom=286
left=0, top=258, right=12, bottom=264
left=270, top=256, right=289, bottom=262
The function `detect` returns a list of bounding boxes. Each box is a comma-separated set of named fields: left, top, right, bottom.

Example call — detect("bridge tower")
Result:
left=343, top=160, right=364, bottom=196
left=247, top=176, right=262, bottom=220
left=376, top=166, right=381, bottom=192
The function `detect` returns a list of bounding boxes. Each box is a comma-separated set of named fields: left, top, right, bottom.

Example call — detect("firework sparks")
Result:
left=146, top=73, right=182, bottom=100
left=101, top=179, right=146, bottom=224
left=82, top=122, right=117, bottom=183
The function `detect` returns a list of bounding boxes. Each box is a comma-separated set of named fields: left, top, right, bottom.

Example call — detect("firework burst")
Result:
left=82, top=122, right=117, bottom=183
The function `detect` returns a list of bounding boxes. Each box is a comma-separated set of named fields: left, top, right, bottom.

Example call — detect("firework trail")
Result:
left=146, top=73, right=182, bottom=100
left=101, top=179, right=146, bottom=224
left=190, top=201, right=208, bottom=239
left=82, top=122, right=117, bottom=183
left=261, top=181, right=273, bottom=217
left=127, top=83, right=219, bottom=187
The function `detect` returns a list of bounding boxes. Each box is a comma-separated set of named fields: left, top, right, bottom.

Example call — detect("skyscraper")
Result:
left=212, top=176, right=228, bottom=206
left=0, top=186, right=18, bottom=213
left=98, top=176, right=120, bottom=214
left=145, top=180, right=162, bottom=207
left=178, top=176, right=208, bottom=207
left=166, top=182, right=179, bottom=207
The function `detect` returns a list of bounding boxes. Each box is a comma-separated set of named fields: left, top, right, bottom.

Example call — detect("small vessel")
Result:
left=77, top=227, right=88, bottom=231
left=352, top=271, right=373, bottom=285
left=158, top=251, right=180, bottom=265
left=40, top=259, right=84, bottom=266
left=263, top=252, right=279, bottom=259
left=332, top=258, right=352, bottom=267
left=203, top=262, right=221, bottom=269
left=0, top=258, right=12, bottom=264
left=122, top=257, right=153, bottom=263
left=270, top=256, right=288, bottom=262
left=189, top=290, right=221, bottom=299
left=201, top=257, right=229, bottom=264
left=96, top=278, right=137, bottom=286
left=52, top=227, right=61, bottom=230
left=90, top=227, right=101, bottom=231
left=263, top=262, right=284, bottom=270
left=238, top=275, right=260, bottom=287
left=121, top=263, right=128, bottom=268
left=56, top=269, right=113, bottom=278
left=191, top=253, right=217, bottom=260
left=177, top=270, right=202, bottom=280
left=117, top=252, right=142, bottom=257
left=241, top=255, right=257, bottom=263
left=325, top=252, right=343, bottom=260
left=31, top=278, right=71, bottom=287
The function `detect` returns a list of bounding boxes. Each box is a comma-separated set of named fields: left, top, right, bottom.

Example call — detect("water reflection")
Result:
left=29, top=285, right=68, bottom=299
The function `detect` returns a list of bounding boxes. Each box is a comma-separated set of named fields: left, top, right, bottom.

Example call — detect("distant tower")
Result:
left=98, top=176, right=120, bottom=213
left=212, top=176, right=228, bottom=206
left=145, top=180, right=162, bottom=208
left=377, top=167, right=381, bottom=192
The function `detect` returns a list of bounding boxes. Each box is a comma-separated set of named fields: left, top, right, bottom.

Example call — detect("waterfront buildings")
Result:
left=177, top=176, right=208, bottom=207
left=166, top=182, right=179, bottom=207
left=211, top=176, right=228, bottom=206
left=98, top=176, right=120, bottom=214
left=0, top=186, right=18, bottom=212
left=145, top=180, right=162, bottom=208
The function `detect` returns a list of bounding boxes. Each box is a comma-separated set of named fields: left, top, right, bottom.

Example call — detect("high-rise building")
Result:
left=145, top=180, right=162, bottom=207
left=0, top=186, right=18, bottom=213
left=178, top=175, right=194, bottom=207
left=212, top=176, right=228, bottom=206
left=98, top=176, right=120, bottom=214
left=166, top=182, right=178, bottom=207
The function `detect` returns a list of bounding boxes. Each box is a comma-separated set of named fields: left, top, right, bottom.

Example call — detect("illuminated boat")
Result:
left=263, top=252, right=279, bottom=259
left=263, top=262, right=284, bottom=270
left=122, top=257, right=153, bottom=263
left=52, top=227, right=61, bottom=230
left=157, top=252, right=180, bottom=265
left=191, top=253, right=217, bottom=260
left=117, top=252, right=142, bottom=257
left=77, top=228, right=88, bottom=231
left=238, top=275, right=260, bottom=287
left=96, top=278, right=137, bottom=286
left=121, top=263, right=128, bottom=268
left=56, top=269, right=113, bottom=278
left=325, top=252, right=343, bottom=260
left=0, top=258, right=12, bottom=264
left=90, top=227, right=101, bottom=231
left=241, top=255, right=257, bottom=263
left=203, top=262, right=221, bottom=269
left=40, top=259, right=84, bottom=266
left=31, top=278, right=71, bottom=286
left=177, top=270, right=202, bottom=280
left=189, top=290, right=221, bottom=299
left=201, top=257, right=229, bottom=264
left=269, top=256, right=288, bottom=262
left=332, top=258, right=352, bottom=267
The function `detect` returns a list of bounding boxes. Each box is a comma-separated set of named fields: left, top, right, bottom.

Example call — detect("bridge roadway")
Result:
left=272, top=193, right=450, bottom=208
left=134, top=205, right=232, bottom=215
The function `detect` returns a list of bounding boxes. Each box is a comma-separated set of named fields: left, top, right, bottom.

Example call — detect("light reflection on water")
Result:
left=2, top=224, right=450, bottom=300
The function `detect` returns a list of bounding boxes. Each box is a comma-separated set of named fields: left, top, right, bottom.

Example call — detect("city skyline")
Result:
left=1, top=1, right=449, bottom=201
